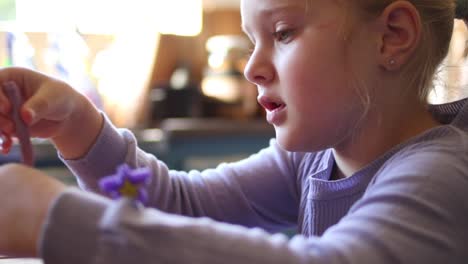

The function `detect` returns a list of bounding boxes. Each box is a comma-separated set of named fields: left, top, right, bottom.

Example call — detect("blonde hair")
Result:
left=355, top=0, right=456, bottom=102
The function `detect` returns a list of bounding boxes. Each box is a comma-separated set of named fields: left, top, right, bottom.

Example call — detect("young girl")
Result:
left=0, top=0, right=467, bottom=263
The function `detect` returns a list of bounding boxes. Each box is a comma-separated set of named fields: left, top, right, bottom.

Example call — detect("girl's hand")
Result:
left=0, top=163, right=65, bottom=257
left=0, top=67, right=103, bottom=159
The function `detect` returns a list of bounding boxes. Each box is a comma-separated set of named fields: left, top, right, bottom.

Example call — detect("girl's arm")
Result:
left=42, top=146, right=468, bottom=264
left=63, top=116, right=302, bottom=231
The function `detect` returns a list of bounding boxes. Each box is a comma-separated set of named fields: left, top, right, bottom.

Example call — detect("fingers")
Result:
left=22, top=81, right=75, bottom=126
left=0, top=67, right=72, bottom=124
left=20, top=107, right=34, bottom=125
left=22, top=95, right=48, bottom=125
left=0, top=74, right=30, bottom=154
left=0, top=91, right=11, bottom=115
left=0, top=133, right=12, bottom=154
left=3, top=82, right=34, bottom=166
left=0, top=114, right=14, bottom=135
left=0, top=67, right=34, bottom=121
left=0, top=67, right=78, bottom=140
left=0, top=112, right=14, bottom=154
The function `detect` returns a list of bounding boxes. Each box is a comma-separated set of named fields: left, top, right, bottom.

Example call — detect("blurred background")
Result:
left=0, top=0, right=262, bottom=127
left=0, top=0, right=275, bottom=182
left=0, top=0, right=467, bottom=183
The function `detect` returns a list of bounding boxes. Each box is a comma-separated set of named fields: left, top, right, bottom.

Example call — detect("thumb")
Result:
left=20, top=80, right=77, bottom=127
left=20, top=107, right=35, bottom=126
left=21, top=97, right=49, bottom=125
left=20, top=78, right=78, bottom=126
left=22, top=90, right=71, bottom=126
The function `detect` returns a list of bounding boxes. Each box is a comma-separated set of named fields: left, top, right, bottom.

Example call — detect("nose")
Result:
left=243, top=47, right=274, bottom=86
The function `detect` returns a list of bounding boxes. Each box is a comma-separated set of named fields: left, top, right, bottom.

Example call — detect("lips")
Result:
left=258, top=95, right=287, bottom=125
left=258, top=96, right=286, bottom=112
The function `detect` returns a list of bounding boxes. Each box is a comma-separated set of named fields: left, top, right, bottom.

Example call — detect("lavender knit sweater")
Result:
left=40, top=98, right=468, bottom=264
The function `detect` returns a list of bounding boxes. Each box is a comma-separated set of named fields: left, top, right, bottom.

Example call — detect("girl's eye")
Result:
left=273, top=29, right=294, bottom=43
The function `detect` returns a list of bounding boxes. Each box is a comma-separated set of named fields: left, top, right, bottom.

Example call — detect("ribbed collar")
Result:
left=308, top=98, right=468, bottom=200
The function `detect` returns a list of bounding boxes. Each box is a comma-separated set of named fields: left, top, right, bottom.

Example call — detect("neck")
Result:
left=331, top=98, right=440, bottom=180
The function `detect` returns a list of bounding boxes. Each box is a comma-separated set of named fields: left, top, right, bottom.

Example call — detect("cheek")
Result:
left=275, top=34, right=361, bottom=109
left=284, top=60, right=351, bottom=109
left=284, top=57, right=365, bottom=134
left=280, top=41, right=348, bottom=87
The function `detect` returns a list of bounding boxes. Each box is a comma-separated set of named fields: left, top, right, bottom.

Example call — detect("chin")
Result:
left=275, top=131, right=307, bottom=152
left=275, top=128, right=329, bottom=153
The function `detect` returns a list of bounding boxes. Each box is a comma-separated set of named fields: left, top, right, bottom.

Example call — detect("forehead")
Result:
left=240, top=0, right=345, bottom=17
left=240, top=0, right=308, bottom=29
left=240, top=0, right=307, bottom=17
left=240, top=0, right=346, bottom=34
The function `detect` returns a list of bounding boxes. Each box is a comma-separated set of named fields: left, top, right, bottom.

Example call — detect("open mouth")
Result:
left=258, top=96, right=286, bottom=112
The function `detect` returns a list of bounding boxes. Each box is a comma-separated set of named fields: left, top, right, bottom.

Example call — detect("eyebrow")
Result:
left=241, top=5, right=305, bottom=35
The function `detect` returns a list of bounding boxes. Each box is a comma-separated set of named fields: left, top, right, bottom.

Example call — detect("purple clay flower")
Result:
left=99, top=164, right=151, bottom=205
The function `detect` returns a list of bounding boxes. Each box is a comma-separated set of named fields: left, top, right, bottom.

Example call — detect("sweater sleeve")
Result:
left=61, top=115, right=300, bottom=231
left=43, top=139, right=468, bottom=264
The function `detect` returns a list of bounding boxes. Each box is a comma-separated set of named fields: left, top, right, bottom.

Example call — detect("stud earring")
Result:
left=389, top=59, right=396, bottom=65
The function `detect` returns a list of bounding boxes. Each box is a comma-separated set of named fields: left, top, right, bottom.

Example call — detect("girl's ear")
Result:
left=376, top=1, right=422, bottom=71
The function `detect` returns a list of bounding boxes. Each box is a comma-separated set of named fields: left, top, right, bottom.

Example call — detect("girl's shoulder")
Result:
left=370, top=127, right=468, bottom=194
left=376, top=95, right=468, bottom=182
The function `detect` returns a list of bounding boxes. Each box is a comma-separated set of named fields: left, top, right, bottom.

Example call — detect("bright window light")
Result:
left=15, top=0, right=75, bottom=31
left=12, top=0, right=202, bottom=36
left=152, top=0, right=203, bottom=36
